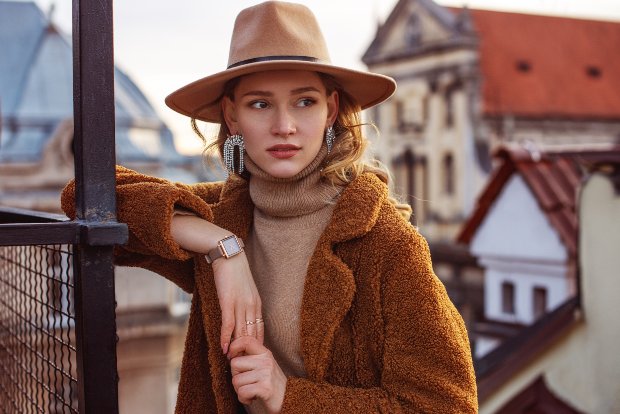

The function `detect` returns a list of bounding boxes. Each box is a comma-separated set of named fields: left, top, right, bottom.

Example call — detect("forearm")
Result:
left=173, top=215, right=260, bottom=354
left=171, top=214, right=235, bottom=255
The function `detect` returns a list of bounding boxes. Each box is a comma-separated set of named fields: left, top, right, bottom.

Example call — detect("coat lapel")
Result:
left=300, top=173, right=388, bottom=380
left=197, top=172, right=388, bottom=408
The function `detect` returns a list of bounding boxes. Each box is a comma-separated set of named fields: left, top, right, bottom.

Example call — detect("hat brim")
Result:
left=165, top=60, right=396, bottom=123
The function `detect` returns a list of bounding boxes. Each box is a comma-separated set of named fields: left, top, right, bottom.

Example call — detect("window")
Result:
left=391, top=149, right=420, bottom=225
left=442, top=153, right=454, bottom=195
left=586, top=65, right=602, bottom=79
left=516, top=60, right=532, bottom=73
left=395, top=96, right=428, bottom=133
left=444, top=81, right=461, bottom=128
left=405, top=14, right=421, bottom=46
left=533, top=287, right=548, bottom=319
left=395, top=100, right=405, bottom=129
left=502, top=281, right=515, bottom=314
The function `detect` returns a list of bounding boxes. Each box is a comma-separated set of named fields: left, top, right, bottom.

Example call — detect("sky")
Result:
left=25, top=0, right=620, bottom=154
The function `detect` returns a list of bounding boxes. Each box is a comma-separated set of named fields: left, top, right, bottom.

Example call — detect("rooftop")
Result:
left=465, top=8, right=620, bottom=120
left=0, top=0, right=180, bottom=164
left=458, top=143, right=620, bottom=256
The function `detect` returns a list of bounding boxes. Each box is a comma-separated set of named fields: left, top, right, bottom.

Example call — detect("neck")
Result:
left=244, top=144, right=342, bottom=217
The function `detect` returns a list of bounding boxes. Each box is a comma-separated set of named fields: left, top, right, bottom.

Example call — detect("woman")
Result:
left=63, top=2, right=477, bottom=413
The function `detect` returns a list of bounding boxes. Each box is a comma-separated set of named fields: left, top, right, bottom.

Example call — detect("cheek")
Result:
left=300, top=110, right=328, bottom=141
left=307, top=122, right=327, bottom=147
left=240, top=133, right=262, bottom=160
left=236, top=119, right=263, bottom=150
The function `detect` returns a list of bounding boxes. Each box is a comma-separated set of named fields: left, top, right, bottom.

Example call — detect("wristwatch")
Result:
left=205, top=235, right=245, bottom=264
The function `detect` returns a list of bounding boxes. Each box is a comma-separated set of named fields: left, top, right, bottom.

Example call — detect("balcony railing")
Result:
left=0, top=0, right=127, bottom=412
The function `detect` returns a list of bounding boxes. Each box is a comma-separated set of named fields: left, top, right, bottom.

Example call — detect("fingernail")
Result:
left=222, top=343, right=229, bottom=354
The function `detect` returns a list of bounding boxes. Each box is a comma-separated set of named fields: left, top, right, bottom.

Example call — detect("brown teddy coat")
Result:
left=62, top=166, right=478, bottom=413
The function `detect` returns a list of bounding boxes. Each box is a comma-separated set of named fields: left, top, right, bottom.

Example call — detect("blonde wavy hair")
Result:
left=191, top=73, right=412, bottom=221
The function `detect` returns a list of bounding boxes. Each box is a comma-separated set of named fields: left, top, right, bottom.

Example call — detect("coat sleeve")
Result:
left=60, top=165, right=221, bottom=293
left=280, top=220, right=478, bottom=413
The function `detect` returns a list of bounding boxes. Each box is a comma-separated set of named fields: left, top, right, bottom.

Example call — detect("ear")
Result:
left=326, top=90, right=339, bottom=127
left=222, top=96, right=239, bottom=134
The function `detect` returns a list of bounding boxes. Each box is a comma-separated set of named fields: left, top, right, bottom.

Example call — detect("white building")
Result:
left=457, top=144, right=619, bottom=361
left=471, top=159, right=620, bottom=413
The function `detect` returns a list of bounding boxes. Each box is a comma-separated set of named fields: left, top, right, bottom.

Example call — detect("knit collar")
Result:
left=244, top=144, right=342, bottom=218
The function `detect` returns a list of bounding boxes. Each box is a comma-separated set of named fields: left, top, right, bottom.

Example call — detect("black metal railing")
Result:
left=0, top=0, right=126, bottom=412
left=0, top=243, right=78, bottom=413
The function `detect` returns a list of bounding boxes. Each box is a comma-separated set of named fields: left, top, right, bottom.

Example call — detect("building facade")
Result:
left=476, top=167, right=620, bottom=413
left=363, top=0, right=620, bottom=242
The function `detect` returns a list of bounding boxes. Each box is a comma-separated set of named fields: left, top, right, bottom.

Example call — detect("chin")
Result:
left=266, top=168, right=302, bottom=179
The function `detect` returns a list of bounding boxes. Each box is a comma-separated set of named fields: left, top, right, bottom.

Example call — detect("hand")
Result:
left=212, top=252, right=264, bottom=354
left=170, top=215, right=263, bottom=354
left=228, top=336, right=287, bottom=414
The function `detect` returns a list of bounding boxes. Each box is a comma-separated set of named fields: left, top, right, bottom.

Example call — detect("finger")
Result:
left=220, top=305, right=235, bottom=355
left=245, top=308, right=257, bottom=339
left=228, top=336, right=264, bottom=359
left=234, top=304, right=248, bottom=341
left=231, top=367, right=260, bottom=389
left=255, top=297, right=264, bottom=344
left=255, top=315, right=265, bottom=344
left=236, top=383, right=262, bottom=405
left=230, top=354, right=263, bottom=376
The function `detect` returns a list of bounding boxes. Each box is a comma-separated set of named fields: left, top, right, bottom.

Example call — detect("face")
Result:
left=223, top=70, right=338, bottom=178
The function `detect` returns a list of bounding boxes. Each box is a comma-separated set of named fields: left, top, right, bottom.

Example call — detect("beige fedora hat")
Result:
left=165, top=1, right=396, bottom=123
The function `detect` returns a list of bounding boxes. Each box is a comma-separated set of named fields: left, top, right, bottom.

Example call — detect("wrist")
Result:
left=205, top=234, right=245, bottom=264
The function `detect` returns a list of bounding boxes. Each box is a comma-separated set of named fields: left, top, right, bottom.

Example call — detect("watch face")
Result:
left=221, top=236, right=241, bottom=257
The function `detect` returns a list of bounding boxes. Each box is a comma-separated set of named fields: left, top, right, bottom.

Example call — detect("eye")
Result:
left=297, top=98, right=316, bottom=107
left=249, top=100, right=269, bottom=109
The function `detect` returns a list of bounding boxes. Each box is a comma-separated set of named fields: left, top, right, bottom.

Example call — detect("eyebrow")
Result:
left=240, top=86, right=322, bottom=98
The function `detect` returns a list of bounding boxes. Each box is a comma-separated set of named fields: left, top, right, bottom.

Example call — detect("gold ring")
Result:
left=255, top=318, right=264, bottom=324
left=245, top=320, right=255, bottom=325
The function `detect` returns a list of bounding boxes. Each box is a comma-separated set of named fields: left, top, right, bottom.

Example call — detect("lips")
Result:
left=267, top=144, right=300, bottom=159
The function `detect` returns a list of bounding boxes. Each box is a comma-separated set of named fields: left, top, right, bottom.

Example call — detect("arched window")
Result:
left=442, top=153, right=454, bottom=195
left=444, top=80, right=462, bottom=128
left=405, top=14, right=421, bottom=45
left=391, top=148, right=418, bottom=224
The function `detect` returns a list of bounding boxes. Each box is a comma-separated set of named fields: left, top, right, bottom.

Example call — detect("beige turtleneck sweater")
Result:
left=243, top=145, right=342, bottom=413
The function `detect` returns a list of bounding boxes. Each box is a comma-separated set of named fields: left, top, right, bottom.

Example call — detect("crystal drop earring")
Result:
left=325, top=126, right=335, bottom=154
left=223, top=134, right=245, bottom=174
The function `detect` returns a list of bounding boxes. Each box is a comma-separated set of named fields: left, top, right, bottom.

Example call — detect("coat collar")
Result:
left=299, top=172, right=387, bottom=379
left=204, top=172, right=388, bottom=407
left=215, top=171, right=388, bottom=243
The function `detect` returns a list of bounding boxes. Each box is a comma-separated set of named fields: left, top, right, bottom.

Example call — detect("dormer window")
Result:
left=586, top=66, right=602, bottom=79
left=405, top=14, right=422, bottom=46
left=516, top=60, right=531, bottom=73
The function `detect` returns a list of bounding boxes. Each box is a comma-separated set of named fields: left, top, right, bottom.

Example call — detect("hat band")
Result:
left=227, top=55, right=319, bottom=69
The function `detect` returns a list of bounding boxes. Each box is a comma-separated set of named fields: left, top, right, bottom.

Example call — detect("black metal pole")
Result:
left=72, top=0, right=121, bottom=412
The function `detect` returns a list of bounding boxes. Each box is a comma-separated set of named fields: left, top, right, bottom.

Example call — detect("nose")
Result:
left=271, top=107, right=296, bottom=138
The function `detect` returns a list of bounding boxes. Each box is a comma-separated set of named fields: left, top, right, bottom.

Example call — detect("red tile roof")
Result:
left=464, top=9, right=620, bottom=119
left=457, top=144, right=620, bottom=256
